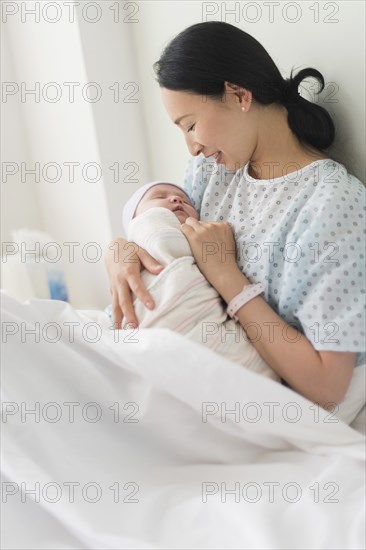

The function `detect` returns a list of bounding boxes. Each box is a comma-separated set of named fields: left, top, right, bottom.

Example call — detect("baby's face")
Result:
left=134, top=184, right=199, bottom=223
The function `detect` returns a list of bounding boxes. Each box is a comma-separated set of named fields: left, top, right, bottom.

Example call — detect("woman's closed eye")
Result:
left=187, top=124, right=195, bottom=133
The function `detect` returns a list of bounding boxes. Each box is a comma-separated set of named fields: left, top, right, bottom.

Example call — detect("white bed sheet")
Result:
left=1, top=293, right=365, bottom=549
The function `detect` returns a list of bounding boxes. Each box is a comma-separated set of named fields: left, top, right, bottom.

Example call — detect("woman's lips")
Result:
left=213, top=151, right=223, bottom=163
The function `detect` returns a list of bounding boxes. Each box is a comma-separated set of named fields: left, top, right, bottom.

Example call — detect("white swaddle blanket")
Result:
left=126, top=207, right=278, bottom=380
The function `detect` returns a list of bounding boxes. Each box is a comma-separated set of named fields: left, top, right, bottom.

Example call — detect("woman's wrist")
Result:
left=212, top=267, right=250, bottom=304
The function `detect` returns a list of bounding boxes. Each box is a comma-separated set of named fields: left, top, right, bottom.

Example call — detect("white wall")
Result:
left=132, top=0, right=365, bottom=183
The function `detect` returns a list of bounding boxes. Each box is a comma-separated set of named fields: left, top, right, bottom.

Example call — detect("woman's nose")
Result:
left=189, top=144, right=203, bottom=157
left=186, top=135, right=202, bottom=157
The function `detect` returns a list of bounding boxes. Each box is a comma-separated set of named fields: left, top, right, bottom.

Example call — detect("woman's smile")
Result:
left=213, top=151, right=223, bottom=164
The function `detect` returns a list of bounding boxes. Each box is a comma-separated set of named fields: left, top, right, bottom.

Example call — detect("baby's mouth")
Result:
left=173, top=206, right=185, bottom=213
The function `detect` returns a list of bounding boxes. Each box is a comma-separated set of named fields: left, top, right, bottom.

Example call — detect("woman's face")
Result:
left=161, top=84, right=257, bottom=170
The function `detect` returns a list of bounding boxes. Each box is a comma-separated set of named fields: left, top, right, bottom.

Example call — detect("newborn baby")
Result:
left=131, top=181, right=199, bottom=225
left=111, top=181, right=278, bottom=381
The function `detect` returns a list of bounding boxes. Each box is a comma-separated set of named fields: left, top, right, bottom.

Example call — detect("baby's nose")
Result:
left=171, top=196, right=183, bottom=203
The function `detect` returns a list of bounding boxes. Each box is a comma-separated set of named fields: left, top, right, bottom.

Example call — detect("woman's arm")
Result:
left=104, top=237, right=164, bottom=329
left=181, top=218, right=356, bottom=406
left=214, top=266, right=356, bottom=406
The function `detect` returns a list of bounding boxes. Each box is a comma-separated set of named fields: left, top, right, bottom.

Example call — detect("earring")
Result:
left=241, top=106, right=245, bottom=112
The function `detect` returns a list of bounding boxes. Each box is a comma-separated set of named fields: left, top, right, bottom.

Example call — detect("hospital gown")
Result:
left=183, top=155, right=366, bottom=368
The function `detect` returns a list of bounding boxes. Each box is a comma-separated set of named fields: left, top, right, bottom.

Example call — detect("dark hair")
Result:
left=153, top=21, right=335, bottom=152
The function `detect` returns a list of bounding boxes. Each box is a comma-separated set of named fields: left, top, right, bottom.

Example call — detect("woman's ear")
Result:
left=224, top=81, right=241, bottom=94
left=224, top=82, right=252, bottom=107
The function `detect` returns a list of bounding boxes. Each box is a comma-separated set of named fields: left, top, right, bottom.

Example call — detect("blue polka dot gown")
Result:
left=183, top=155, right=366, bottom=367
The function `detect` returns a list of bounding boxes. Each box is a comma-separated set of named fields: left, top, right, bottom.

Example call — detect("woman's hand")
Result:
left=180, top=218, right=242, bottom=289
left=104, top=238, right=164, bottom=329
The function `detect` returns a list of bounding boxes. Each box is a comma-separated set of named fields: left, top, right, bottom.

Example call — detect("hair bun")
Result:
left=281, top=67, right=325, bottom=107
left=281, top=79, right=300, bottom=106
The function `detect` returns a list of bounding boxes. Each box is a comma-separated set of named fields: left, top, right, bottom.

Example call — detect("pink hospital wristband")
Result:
left=226, top=282, right=265, bottom=322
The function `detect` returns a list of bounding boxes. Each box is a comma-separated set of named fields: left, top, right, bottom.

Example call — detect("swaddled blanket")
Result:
left=126, top=207, right=278, bottom=380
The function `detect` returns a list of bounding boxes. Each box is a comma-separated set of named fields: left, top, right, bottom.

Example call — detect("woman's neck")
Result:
left=248, top=105, right=329, bottom=180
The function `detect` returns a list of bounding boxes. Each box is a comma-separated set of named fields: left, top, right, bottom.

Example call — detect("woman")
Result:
left=104, top=22, right=365, bottom=408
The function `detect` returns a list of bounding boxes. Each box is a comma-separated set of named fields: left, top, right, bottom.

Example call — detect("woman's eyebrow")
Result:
left=174, top=114, right=193, bottom=125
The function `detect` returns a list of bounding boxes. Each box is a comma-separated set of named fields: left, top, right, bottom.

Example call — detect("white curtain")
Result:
left=1, top=2, right=151, bottom=308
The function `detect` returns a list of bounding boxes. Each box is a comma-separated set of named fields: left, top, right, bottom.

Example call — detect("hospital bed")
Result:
left=1, top=292, right=365, bottom=549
